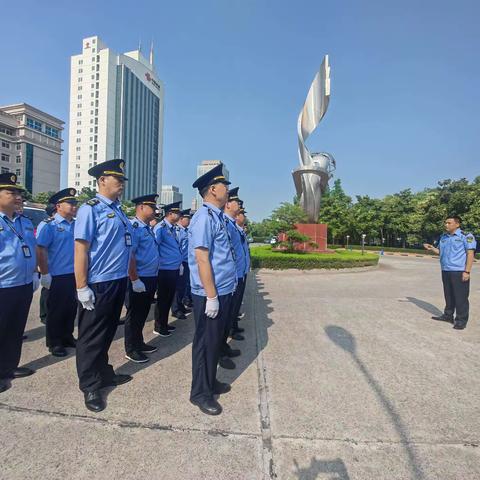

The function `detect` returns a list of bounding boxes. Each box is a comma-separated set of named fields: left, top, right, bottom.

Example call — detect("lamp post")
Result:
left=361, top=234, right=366, bottom=255
left=346, top=235, right=350, bottom=250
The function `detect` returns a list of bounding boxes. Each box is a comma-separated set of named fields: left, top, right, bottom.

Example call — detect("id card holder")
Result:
left=125, top=232, right=132, bottom=247
left=22, top=245, right=32, bottom=258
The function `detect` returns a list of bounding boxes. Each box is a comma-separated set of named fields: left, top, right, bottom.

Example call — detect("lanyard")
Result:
left=0, top=215, right=26, bottom=244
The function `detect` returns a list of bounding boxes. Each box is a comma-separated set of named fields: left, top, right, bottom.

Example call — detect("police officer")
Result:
left=0, top=173, right=39, bottom=393
left=189, top=163, right=236, bottom=415
left=424, top=215, right=476, bottom=330
left=124, top=194, right=160, bottom=363
left=37, top=203, right=56, bottom=326
left=171, top=209, right=193, bottom=319
left=234, top=205, right=250, bottom=325
left=153, top=201, right=183, bottom=337
left=74, top=159, right=134, bottom=412
left=36, top=189, right=78, bottom=357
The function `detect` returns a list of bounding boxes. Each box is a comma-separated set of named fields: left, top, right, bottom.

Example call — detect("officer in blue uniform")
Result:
left=424, top=215, right=476, bottom=329
left=189, top=163, right=236, bottom=415
left=171, top=209, right=193, bottom=319
left=124, top=194, right=160, bottom=364
left=0, top=173, right=39, bottom=393
left=36, top=188, right=78, bottom=357
left=74, top=159, right=134, bottom=412
left=153, top=201, right=183, bottom=336
left=38, top=203, right=56, bottom=326
left=234, top=205, right=250, bottom=324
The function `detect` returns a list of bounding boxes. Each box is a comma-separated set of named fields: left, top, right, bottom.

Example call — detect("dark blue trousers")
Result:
left=171, top=262, right=190, bottom=315
left=0, top=283, right=33, bottom=379
left=124, top=276, right=157, bottom=354
left=190, top=293, right=232, bottom=403
left=46, top=273, right=77, bottom=348
left=154, top=269, right=179, bottom=334
left=442, top=271, right=470, bottom=325
left=76, top=277, right=127, bottom=393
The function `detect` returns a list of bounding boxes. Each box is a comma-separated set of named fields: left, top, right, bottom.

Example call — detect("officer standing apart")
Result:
left=171, top=209, right=193, bottom=319
left=189, top=163, right=236, bottom=415
left=124, top=194, right=160, bottom=364
left=74, top=159, right=134, bottom=412
left=0, top=173, right=39, bottom=393
left=153, top=201, right=183, bottom=337
left=36, top=189, right=78, bottom=357
left=424, top=215, right=476, bottom=330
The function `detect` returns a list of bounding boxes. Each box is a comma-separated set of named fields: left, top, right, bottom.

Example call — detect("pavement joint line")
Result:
left=253, top=276, right=277, bottom=479
left=0, top=402, right=259, bottom=439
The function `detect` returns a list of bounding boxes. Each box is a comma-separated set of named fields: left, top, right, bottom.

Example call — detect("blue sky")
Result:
left=1, top=0, right=479, bottom=221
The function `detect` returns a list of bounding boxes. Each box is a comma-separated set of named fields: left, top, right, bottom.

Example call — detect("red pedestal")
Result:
left=278, top=224, right=330, bottom=253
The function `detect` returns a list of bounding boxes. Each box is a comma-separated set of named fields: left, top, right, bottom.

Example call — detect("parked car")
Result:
left=22, top=205, right=48, bottom=233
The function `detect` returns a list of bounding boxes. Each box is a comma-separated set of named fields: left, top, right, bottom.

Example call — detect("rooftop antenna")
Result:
left=149, top=39, right=154, bottom=67
left=138, top=39, right=142, bottom=53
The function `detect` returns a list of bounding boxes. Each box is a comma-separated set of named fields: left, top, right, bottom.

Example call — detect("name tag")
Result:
left=125, top=232, right=132, bottom=247
left=22, top=245, right=32, bottom=258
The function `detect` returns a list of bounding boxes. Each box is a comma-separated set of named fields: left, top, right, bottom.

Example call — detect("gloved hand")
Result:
left=77, top=286, right=95, bottom=310
left=205, top=295, right=219, bottom=318
left=131, top=279, right=146, bottom=293
left=32, top=273, right=40, bottom=292
left=179, top=264, right=184, bottom=276
left=40, top=273, right=52, bottom=289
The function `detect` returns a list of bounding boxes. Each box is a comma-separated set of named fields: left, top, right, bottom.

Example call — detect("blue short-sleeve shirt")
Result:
left=131, top=217, right=160, bottom=277
left=438, top=228, right=477, bottom=271
left=74, top=193, right=134, bottom=284
left=0, top=212, right=37, bottom=288
left=188, top=202, right=236, bottom=296
left=236, top=223, right=250, bottom=275
left=225, top=213, right=246, bottom=279
left=177, top=225, right=189, bottom=263
left=36, top=213, right=75, bottom=276
left=153, top=219, right=182, bottom=270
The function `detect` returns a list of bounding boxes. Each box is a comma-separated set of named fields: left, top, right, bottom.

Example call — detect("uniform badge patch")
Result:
left=107, top=212, right=115, bottom=218
left=467, top=237, right=474, bottom=243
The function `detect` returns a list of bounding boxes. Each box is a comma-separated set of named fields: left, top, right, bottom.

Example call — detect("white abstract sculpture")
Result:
left=292, top=55, right=336, bottom=222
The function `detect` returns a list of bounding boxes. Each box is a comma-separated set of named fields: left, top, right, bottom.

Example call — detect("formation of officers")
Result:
left=0, top=160, right=250, bottom=416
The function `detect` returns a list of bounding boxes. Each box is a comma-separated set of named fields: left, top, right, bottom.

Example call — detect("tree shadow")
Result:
left=325, top=326, right=425, bottom=480
left=401, top=297, right=443, bottom=317
left=293, top=457, right=350, bottom=480
left=20, top=349, right=75, bottom=371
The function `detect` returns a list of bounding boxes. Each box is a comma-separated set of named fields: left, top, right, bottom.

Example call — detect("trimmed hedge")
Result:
left=250, top=245, right=379, bottom=270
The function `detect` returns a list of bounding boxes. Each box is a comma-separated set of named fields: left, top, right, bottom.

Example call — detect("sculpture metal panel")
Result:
left=292, top=55, right=336, bottom=222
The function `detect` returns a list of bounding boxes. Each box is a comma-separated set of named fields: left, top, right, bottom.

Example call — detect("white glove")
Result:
left=32, top=274, right=40, bottom=292
left=77, top=286, right=95, bottom=310
left=131, top=278, right=146, bottom=293
left=179, top=264, right=184, bottom=276
left=205, top=295, right=219, bottom=319
left=40, top=273, right=52, bottom=289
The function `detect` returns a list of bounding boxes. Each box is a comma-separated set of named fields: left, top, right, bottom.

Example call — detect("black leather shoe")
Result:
left=153, top=329, right=172, bottom=337
left=453, top=323, right=466, bottom=330
left=184, top=301, right=193, bottom=308
left=167, top=325, right=176, bottom=331
left=12, top=367, right=35, bottom=378
left=63, top=337, right=77, bottom=348
left=230, top=332, right=245, bottom=341
left=140, top=343, right=157, bottom=354
left=84, top=391, right=105, bottom=412
left=22, top=334, right=28, bottom=340
left=118, top=318, right=125, bottom=326
left=50, top=346, right=68, bottom=357
left=213, top=381, right=231, bottom=395
left=190, top=398, right=222, bottom=415
left=232, top=327, right=245, bottom=333
left=432, top=315, right=454, bottom=323
left=172, top=312, right=186, bottom=319
left=104, top=374, right=133, bottom=387
left=226, top=348, right=241, bottom=358
left=219, top=356, right=236, bottom=369
left=0, top=380, right=11, bottom=393
left=125, top=351, right=149, bottom=363
left=182, top=307, right=192, bottom=314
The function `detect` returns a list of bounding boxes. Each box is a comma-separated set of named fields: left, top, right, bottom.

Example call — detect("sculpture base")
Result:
left=278, top=224, right=331, bottom=253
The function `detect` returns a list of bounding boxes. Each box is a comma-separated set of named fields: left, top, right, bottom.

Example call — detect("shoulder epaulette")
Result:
left=21, top=214, right=31, bottom=220
left=160, top=220, right=166, bottom=227
left=45, top=217, right=54, bottom=224
left=132, top=221, right=139, bottom=228
left=86, top=198, right=100, bottom=206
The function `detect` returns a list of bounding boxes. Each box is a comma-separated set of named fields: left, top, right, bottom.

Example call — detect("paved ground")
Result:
left=1, top=256, right=479, bottom=480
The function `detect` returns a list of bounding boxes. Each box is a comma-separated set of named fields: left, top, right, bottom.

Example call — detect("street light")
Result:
left=361, top=234, right=366, bottom=255
left=346, top=235, right=350, bottom=250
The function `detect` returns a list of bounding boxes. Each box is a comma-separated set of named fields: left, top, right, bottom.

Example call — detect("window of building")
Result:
left=76, top=164, right=80, bottom=168
left=77, top=103, right=82, bottom=108
left=77, top=112, right=82, bottom=117
left=78, top=59, right=83, bottom=65
left=16, top=155, right=21, bottom=163
left=1, top=153, right=10, bottom=162
left=90, top=101, right=94, bottom=107
left=1, top=167, right=9, bottom=173
left=76, top=129, right=81, bottom=134
left=1, top=140, right=10, bottom=149
left=78, top=86, right=82, bottom=91
left=93, top=153, right=97, bottom=160
left=92, top=48, right=95, bottom=53
left=78, top=77, right=83, bottom=82
left=76, top=156, right=80, bottom=160
left=75, top=173, right=80, bottom=178
left=45, top=126, right=59, bottom=138
left=92, top=38, right=96, bottom=44
left=91, top=84, right=95, bottom=89
left=76, top=138, right=81, bottom=143
left=75, top=181, right=80, bottom=186
left=76, top=147, right=81, bottom=152
left=77, top=94, right=82, bottom=100
left=91, top=75, right=94, bottom=80
left=91, top=93, right=95, bottom=98
left=16, top=144, right=21, bottom=150
left=0, top=127, right=13, bottom=136
left=26, top=118, right=42, bottom=131
left=97, top=55, right=100, bottom=62
left=78, top=68, right=83, bottom=74
left=76, top=121, right=82, bottom=126
left=16, top=169, right=21, bottom=176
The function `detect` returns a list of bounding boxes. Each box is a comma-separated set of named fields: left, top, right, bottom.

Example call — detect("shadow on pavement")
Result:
left=22, top=324, right=46, bottom=343
left=325, top=325, right=426, bottom=480
left=293, top=457, right=350, bottom=480
left=402, top=297, right=443, bottom=316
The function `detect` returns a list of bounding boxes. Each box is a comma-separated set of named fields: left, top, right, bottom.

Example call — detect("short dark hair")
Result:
left=446, top=215, right=462, bottom=224
left=200, top=185, right=210, bottom=199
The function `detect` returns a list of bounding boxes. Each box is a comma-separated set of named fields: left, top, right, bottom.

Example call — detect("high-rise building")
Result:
left=68, top=35, right=164, bottom=199
left=191, top=197, right=199, bottom=213
left=0, top=103, right=63, bottom=194
left=160, top=185, right=182, bottom=206
left=195, top=160, right=229, bottom=206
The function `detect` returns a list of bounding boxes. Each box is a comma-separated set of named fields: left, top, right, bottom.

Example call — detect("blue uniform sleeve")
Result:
left=74, top=204, right=96, bottom=242
left=36, top=222, right=53, bottom=247
left=190, top=212, right=212, bottom=250
left=464, top=233, right=477, bottom=251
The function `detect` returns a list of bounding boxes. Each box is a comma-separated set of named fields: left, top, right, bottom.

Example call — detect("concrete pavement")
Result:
left=1, top=256, right=479, bottom=479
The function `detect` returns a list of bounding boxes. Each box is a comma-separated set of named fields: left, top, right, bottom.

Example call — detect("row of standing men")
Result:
left=0, top=160, right=249, bottom=415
